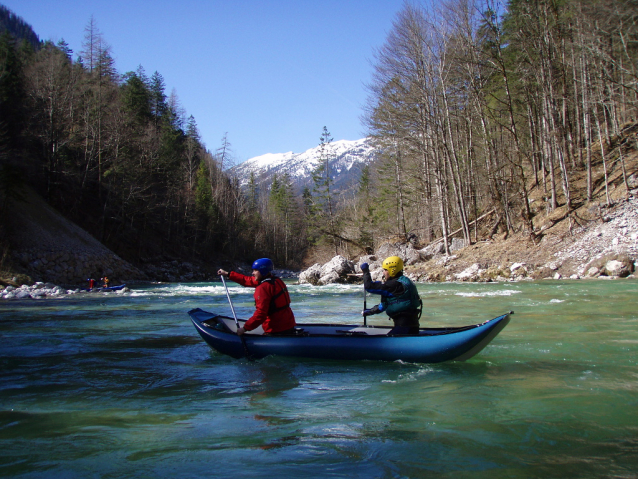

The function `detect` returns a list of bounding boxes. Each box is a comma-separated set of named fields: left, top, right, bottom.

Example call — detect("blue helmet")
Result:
left=252, top=258, right=274, bottom=276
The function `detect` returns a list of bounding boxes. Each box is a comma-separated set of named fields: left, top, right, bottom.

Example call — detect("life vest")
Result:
left=261, top=276, right=292, bottom=314
left=382, top=275, right=421, bottom=316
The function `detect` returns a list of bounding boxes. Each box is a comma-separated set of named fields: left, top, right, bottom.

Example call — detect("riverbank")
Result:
left=406, top=194, right=638, bottom=282
left=2, top=167, right=637, bottom=294
left=2, top=193, right=636, bottom=299
left=0, top=186, right=217, bottom=288
left=296, top=193, right=637, bottom=285
left=1, top=186, right=146, bottom=287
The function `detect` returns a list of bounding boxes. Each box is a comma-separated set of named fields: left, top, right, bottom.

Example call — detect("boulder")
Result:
left=604, top=259, right=632, bottom=277
left=584, top=253, right=635, bottom=278
left=298, top=256, right=357, bottom=285
left=510, top=263, right=529, bottom=279
left=351, top=256, right=383, bottom=282
left=418, top=242, right=445, bottom=260
left=455, top=263, right=482, bottom=281
left=318, top=271, right=340, bottom=285
left=298, top=263, right=324, bottom=285
left=376, top=242, right=421, bottom=265
left=510, top=262, right=526, bottom=273
left=586, top=266, right=600, bottom=277
left=354, top=255, right=378, bottom=272
left=320, top=255, right=355, bottom=277
left=30, top=288, right=46, bottom=298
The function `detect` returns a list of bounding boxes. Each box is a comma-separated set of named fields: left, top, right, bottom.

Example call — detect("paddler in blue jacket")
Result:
left=361, top=256, right=422, bottom=335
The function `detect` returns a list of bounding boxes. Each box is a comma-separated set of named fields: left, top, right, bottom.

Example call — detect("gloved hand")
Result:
left=360, top=262, right=369, bottom=273
left=362, top=305, right=380, bottom=316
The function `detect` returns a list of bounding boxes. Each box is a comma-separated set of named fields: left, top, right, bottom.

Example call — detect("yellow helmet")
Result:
left=382, top=256, right=404, bottom=277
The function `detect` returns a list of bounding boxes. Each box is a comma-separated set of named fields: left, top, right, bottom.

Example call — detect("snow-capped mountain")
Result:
left=230, top=138, right=379, bottom=195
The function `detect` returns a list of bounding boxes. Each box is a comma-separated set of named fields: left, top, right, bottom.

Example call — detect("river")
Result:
left=1, top=279, right=637, bottom=478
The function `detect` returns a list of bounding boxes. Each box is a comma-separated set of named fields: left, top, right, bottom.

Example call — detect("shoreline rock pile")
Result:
left=550, top=197, right=638, bottom=278
left=300, top=251, right=636, bottom=285
left=1, top=283, right=71, bottom=299
left=1, top=282, right=131, bottom=300
left=298, top=196, right=638, bottom=285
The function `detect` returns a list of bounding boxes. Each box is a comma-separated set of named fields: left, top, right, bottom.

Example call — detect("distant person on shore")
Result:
left=87, top=278, right=96, bottom=290
left=218, top=258, right=296, bottom=336
left=360, top=256, right=422, bottom=335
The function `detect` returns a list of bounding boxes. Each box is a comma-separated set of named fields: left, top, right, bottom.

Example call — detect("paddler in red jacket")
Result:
left=217, top=258, right=296, bottom=336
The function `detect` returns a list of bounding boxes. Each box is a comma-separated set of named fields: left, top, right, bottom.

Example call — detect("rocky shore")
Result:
left=299, top=195, right=638, bottom=285
left=1, top=186, right=219, bottom=290
left=1, top=282, right=131, bottom=300
left=2, top=187, right=145, bottom=287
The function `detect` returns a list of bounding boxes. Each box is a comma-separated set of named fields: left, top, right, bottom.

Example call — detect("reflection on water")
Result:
left=0, top=279, right=636, bottom=477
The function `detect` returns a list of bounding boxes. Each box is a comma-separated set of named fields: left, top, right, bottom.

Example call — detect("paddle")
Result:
left=220, top=274, right=252, bottom=360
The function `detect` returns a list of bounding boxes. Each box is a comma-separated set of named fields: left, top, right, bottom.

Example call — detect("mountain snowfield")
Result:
left=230, top=138, right=379, bottom=194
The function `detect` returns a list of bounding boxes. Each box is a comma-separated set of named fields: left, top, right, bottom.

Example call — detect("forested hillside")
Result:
left=0, top=9, right=313, bottom=272
left=1, top=0, right=637, bottom=280
left=362, top=0, right=637, bottom=255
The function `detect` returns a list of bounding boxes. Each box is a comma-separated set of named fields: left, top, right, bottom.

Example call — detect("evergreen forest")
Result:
left=1, top=0, right=637, bottom=274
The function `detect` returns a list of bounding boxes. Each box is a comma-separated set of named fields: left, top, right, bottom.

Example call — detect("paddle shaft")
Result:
left=220, top=274, right=251, bottom=359
left=220, top=275, right=240, bottom=327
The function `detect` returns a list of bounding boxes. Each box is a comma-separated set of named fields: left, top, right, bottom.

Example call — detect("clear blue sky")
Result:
left=4, top=0, right=404, bottom=163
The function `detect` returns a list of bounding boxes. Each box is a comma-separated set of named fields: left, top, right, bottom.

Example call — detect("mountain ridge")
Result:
left=230, top=137, right=379, bottom=194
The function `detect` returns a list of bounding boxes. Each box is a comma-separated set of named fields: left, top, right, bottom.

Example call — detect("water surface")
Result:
left=1, top=280, right=636, bottom=478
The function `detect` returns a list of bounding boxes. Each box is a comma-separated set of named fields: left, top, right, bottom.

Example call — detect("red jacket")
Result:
left=228, top=271, right=296, bottom=333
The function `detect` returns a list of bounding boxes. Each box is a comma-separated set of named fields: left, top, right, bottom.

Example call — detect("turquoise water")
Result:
left=1, top=280, right=637, bottom=478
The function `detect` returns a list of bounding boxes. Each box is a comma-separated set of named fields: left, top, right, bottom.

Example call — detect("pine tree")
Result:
left=311, top=126, right=341, bottom=254
left=56, top=39, right=73, bottom=62
left=150, top=71, right=167, bottom=127
left=121, top=69, right=152, bottom=126
left=184, top=115, right=200, bottom=192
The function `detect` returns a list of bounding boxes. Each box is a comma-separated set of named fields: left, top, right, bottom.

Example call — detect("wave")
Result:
left=127, top=282, right=365, bottom=298
left=127, top=282, right=526, bottom=302
left=455, top=290, right=522, bottom=298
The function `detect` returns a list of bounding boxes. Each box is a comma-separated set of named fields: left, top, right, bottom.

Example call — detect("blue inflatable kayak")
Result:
left=188, top=308, right=512, bottom=363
